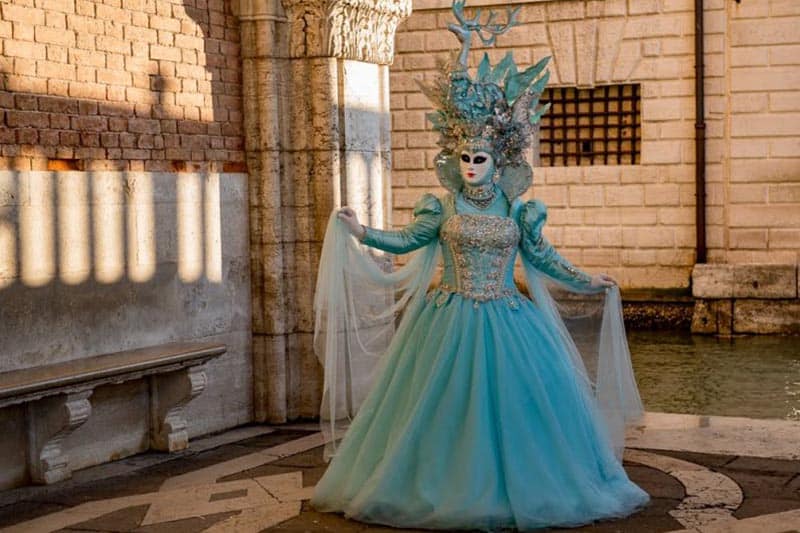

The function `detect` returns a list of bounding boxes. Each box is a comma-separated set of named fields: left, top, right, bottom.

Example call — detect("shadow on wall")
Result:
left=0, top=1, right=250, bottom=373
left=0, top=170, right=251, bottom=372
left=0, top=0, right=245, bottom=285
left=0, top=0, right=243, bottom=171
left=0, top=171, right=224, bottom=288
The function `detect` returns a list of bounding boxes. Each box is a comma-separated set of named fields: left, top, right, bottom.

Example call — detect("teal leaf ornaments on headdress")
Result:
left=419, top=0, right=552, bottom=199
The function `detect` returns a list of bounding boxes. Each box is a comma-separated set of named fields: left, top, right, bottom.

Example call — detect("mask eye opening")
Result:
left=460, top=153, right=471, bottom=163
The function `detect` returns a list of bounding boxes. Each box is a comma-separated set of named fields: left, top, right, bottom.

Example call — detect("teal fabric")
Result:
left=516, top=199, right=594, bottom=291
left=438, top=192, right=520, bottom=296
left=361, top=193, right=443, bottom=255
left=312, top=190, right=649, bottom=530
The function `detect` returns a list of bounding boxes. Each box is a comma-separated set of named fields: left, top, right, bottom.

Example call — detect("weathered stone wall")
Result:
left=390, top=0, right=800, bottom=289
left=0, top=170, right=251, bottom=489
left=238, top=7, right=328, bottom=422
left=723, top=1, right=800, bottom=263
left=0, top=0, right=244, bottom=172
left=688, top=1, right=800, bottom=333
left=692, top=264, right=800, bottom=335
left=0, top=0, right=252, bottom=486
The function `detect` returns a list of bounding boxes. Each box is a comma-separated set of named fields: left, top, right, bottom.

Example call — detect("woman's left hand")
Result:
left=590, top=273, right=617, bottom=289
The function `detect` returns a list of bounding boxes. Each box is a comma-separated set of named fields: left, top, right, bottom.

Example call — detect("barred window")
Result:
left=537, top=84, right=641, bottom=166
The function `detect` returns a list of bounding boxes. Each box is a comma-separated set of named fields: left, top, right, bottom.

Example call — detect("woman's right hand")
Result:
left=337, top=207, right=366, bottom=240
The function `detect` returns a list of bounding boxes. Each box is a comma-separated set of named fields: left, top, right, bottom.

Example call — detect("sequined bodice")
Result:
left=439, top=214, right=520, bottom=302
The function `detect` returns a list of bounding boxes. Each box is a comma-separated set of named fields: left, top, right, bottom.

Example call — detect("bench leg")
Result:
left=149, top=366, right=207, bottom=452
left=26, top=390, right=93, bottom=485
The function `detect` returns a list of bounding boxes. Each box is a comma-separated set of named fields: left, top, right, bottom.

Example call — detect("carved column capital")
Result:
left=280, top=0, right=412, bottom=64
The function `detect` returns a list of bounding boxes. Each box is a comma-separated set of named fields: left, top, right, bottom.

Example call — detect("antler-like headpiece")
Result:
left=448, top=0, right=520, bottom=67
left=418, top=0, right=551, bottom=199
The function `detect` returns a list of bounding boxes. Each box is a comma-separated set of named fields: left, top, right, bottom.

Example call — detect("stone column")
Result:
left=235, top=0, right=410, bottom=422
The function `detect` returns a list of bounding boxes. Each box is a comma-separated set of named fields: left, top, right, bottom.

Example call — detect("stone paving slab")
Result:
left=0, top=415, right=798, bottom=533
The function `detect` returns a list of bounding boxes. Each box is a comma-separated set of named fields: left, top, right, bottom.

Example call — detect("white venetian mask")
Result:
left=459, top=150, right=495, bottom=186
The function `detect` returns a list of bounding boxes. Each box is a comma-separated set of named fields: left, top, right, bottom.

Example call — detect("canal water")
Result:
left=629, top=331, right=800, bottom=421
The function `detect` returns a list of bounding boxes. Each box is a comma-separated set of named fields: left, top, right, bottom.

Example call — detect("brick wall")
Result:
left=0, top=0, right=244, bottom=172
left=389, top=0, right=799, bottom=289
left=724, top=1, right=800, bottom=264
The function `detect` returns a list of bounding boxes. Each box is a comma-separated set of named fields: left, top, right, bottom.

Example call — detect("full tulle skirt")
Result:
left=311, top=290, right=650, bottom=531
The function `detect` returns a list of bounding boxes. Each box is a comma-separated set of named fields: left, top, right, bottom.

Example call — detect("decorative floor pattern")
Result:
left=0, top=413, right=798, bottom=533
left=624, top=449, right=743, bottom=529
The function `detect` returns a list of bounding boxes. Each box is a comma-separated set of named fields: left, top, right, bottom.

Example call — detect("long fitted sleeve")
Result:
left=517, top=199, right=594, bottom=291
left=361, top=193, right=443, bottom=254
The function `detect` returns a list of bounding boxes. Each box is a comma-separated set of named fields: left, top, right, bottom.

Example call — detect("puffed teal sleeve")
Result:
left=518, top=199, right=594, bottom=291
left=360, top=193, right=443, bottom=254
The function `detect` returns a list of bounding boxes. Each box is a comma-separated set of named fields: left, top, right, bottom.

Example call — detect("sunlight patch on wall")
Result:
left=20, top=173, right=55, bottom=287
left=0, top=217, right=15, bottom=289
left=204, top=174, right=222, bottom=283
left=58, top=173, right=91, bottom=285
left=0, top=174, right=17, bottom=289
left=346, top=153, right=369, bottom=224
left=127, top=174, right=156, bottom=283
left=368, top=154, right=385, bottom=230
left=92, top=174, right=125, bottom=284
left=178, top=173, right=203, bottom=283
left=0, top=171, right=235, bottom=289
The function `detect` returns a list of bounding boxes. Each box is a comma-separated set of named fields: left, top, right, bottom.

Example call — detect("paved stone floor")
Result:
left=0, top=413, right=798, bottom=533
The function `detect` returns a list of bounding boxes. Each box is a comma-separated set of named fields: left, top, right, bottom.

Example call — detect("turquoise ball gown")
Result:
left=311, top=189, right=650, bottom=531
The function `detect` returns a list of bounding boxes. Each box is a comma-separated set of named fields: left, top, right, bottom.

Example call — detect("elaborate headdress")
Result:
left=418, top=0, right=551, bottom=200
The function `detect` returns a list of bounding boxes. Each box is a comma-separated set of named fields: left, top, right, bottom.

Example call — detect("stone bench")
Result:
left=0, top=342, right=226, bottom=485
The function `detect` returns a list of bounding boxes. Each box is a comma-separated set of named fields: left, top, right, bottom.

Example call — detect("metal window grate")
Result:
left=537, top=84, right=641, bottom=166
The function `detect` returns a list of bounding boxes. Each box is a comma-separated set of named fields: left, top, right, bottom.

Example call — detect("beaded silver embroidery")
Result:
left=439, top=214, right=521, bottom=305
left=462, top=183, right=497, bottom=210
left=530, top=235, right=592, bottom=286
left=429, top=286, right=525, bottom=309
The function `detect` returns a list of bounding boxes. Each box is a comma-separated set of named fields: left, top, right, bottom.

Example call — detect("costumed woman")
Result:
left=311, top=2, right=650, bottom=530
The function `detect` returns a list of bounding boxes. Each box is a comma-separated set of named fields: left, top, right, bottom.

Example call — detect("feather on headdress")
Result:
left=417, top=0, right=551, bottom=199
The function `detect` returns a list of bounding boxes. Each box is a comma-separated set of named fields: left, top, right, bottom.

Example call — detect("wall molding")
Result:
left=413, top=0, right=571, bottom=11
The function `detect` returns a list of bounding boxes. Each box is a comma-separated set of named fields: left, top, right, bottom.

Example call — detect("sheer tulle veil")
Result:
left=314, top=210, right=643, bottom=460
left=314, top=212, right=440, bottom=458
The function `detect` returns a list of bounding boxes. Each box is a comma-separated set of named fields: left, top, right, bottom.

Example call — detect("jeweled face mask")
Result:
left=459, top=150, right=495, bottom=186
